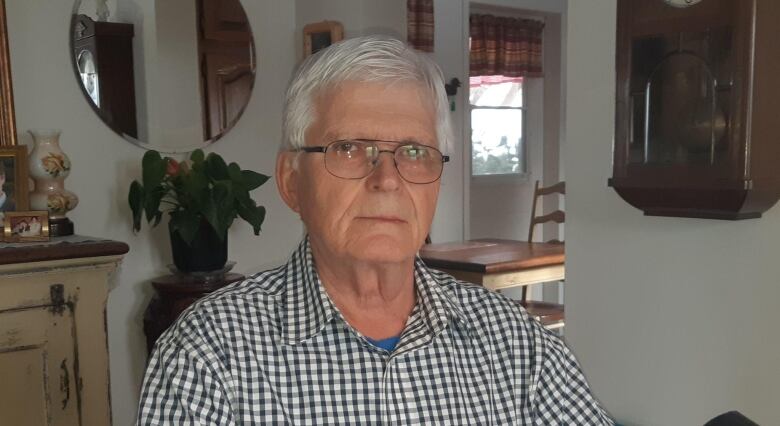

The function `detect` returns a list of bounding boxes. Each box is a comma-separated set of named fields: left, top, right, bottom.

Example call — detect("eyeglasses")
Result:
left=295, top=139, right=449, bottom=184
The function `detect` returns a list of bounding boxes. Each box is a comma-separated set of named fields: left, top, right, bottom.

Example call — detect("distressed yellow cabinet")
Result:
left=0, top=239, right=128, bottom=426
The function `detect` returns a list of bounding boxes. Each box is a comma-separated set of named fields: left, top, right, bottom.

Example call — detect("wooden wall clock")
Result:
left=72, top=14, right=138, bottom=139
left=609, top=0, right=780, bottom=219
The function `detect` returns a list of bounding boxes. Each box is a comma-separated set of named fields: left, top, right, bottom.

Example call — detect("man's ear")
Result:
left=275, top=151, right=300, bottom=214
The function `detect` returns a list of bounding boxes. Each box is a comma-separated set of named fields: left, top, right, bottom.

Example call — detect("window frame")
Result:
left=469, top=79, right=529, bottom=181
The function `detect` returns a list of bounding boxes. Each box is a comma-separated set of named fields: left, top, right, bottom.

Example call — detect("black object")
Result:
left=49, top=217, right=74, bottom=237
left=445, top=78, right=461, bottom=96
left=704, top=411, right=759, bottom=426
left=143, top=273, right=244, bottom=355
left=311, top=32, right=332, bottom=55
left=169, top=222, right=227, bottom=273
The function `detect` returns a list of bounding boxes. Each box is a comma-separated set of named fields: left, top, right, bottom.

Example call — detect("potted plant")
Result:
left=128, top=149, right=268, bottom=273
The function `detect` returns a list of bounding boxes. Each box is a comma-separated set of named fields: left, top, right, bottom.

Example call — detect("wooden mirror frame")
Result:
left=0, top=0, right=17, bottom=147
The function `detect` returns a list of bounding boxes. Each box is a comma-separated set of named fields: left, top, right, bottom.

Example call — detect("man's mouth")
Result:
left=357, top=215, right=407, bottom=223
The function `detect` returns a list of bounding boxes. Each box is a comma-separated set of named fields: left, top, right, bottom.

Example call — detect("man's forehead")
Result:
left=320, top=130, right=436, bottom=145
left=310, top=81, right=438, bottom=146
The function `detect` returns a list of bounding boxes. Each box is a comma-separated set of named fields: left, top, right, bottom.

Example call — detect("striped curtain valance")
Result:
left=470, top=14, right=544, bottom=77
left=407, top=0, right=434, bottom=52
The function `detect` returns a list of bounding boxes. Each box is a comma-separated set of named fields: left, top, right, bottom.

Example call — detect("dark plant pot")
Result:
left=169, top=221, right=228, bottom=273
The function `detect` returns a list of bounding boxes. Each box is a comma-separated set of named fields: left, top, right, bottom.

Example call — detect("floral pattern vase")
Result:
left=28, top=130, right=78, bottom=230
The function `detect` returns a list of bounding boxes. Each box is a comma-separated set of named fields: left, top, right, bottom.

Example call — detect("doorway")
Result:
left=466, top=4, right=565, bottom=305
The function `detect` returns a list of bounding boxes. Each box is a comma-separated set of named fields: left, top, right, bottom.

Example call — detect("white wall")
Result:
left=540, top=13, right=563, bottom=241
left=429, top=0, right=468, bottom=243
left=564, top=1, right=780, bottom=424
left=154, top=0, right=203, bottom=147
left=6, top=2, right=301, bottom=425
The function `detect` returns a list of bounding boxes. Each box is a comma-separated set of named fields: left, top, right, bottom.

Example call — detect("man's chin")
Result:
left=346, top=235, right=417, bottom=264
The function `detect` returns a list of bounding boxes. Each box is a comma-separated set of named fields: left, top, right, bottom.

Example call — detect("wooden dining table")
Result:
left=418, top=238, right=565, bottom=291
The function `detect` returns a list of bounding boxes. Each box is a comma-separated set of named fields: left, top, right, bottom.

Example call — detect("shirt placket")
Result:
left=379, top=306, right=430, bottom=425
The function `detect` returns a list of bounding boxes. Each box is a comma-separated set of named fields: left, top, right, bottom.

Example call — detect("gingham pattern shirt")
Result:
left=137, top=238, right=613, bottom=425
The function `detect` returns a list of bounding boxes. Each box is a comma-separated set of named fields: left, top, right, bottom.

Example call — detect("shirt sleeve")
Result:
left=136, top=311, right=236, bottom=426
left=532, top=329, right=615, bottom=425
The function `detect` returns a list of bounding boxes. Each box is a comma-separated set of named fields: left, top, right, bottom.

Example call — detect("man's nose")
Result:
left=367, top=152, right=401, bottom=190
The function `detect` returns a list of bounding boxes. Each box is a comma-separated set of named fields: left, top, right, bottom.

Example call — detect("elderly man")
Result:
left=138, top=36, right=613, bottom=425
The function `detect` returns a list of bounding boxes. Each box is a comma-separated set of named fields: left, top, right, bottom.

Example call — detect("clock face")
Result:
left=664, top=0, right=703, bottom=7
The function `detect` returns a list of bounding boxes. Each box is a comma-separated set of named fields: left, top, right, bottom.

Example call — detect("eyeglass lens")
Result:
left=325, top=140, right=444, bottom=183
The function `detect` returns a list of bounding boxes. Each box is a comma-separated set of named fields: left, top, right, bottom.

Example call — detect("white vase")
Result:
left=28, top=129, right=78, bottom=235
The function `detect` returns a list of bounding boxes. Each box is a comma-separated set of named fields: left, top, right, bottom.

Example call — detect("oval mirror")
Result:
left=70, top=0, right=256, bottom=153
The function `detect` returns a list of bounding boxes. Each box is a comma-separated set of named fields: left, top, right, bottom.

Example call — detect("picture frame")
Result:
left=0, top=0, right=19, bottom=147
left=0, top=146, right=30, bottom=234
left=303, top=21, right=344, bottom=57
left=3, top=210, right=49, bottom=242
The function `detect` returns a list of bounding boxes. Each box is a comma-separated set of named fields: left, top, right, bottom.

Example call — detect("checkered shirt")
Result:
left=137, top=238, right=613, bottom=425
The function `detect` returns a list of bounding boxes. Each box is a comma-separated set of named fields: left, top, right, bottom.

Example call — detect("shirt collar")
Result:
left=412, top=256, right=473, bottom=337
left=283, top=237, right=337, bottom=345
left=282, top=237, right=473, bottom=346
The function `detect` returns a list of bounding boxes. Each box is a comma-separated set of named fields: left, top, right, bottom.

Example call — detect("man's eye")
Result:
left=334, top=142, right=357, bottom=153
left=402, top=146, right=430, bottom=160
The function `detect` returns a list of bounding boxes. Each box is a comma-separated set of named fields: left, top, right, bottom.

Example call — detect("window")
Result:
left=470, top=76, right=526, bottom=176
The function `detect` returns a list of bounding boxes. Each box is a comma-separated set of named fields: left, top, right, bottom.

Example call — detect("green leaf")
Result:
left=182, top=169, right=208, bottom=209
left=152, top=211, right=163, bottom=228
left=201, top=186, right=219, bottom=237
left=141, top=150, right=165, bottom=191
left=205, top=153, right=229, bottom=181
left=235, top=189, right=252, bottom=206
left=228, top=163, right=253, bottom=205
left=170, top=211, right=201, bottom=245
left=143, top=186, right=164, bottom=224
left=227, top=163, right=243, bottom=185
left=241, top=170, right=270, bottom=191
left=128, top=181, right=144, bottom=232
left=213, top=180, right=233, bottom=205
left=190, top=158, right=205, bottom=176
left=238, top=203, right=266, bottom=235
left=211, top=180, right=234, bottom=238
left=190, top=149, right=205, bottom=165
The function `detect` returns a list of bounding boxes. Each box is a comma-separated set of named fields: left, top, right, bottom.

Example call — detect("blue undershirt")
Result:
left=365, top=335, right=401, bottom=351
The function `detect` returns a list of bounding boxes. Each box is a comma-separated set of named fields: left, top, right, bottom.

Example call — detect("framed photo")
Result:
left=303, top=21, right=344, bottom=57
left=0, top=146, right=30, bottom=235
left=3, top=210, right=49, bottom=242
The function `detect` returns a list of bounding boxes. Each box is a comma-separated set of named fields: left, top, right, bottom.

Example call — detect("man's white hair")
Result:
left=281, top=35, right=452, bottom=153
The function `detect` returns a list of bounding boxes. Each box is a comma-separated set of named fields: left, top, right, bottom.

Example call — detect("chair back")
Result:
left=527, top=180, right=565, bottom=243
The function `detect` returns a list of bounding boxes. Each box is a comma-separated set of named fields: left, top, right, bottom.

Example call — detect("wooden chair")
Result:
left=527, top=181, right=565, bottom=243
left=520, top=180, right=566, bottom=330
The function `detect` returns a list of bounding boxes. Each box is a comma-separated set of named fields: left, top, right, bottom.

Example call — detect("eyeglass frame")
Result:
left=292, top=139, right=450, bottom=184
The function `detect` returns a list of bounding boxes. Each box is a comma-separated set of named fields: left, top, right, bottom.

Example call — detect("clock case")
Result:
left=609, top=0, right=780, bottom=219
left=72, top=14, right=138, bottom=139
